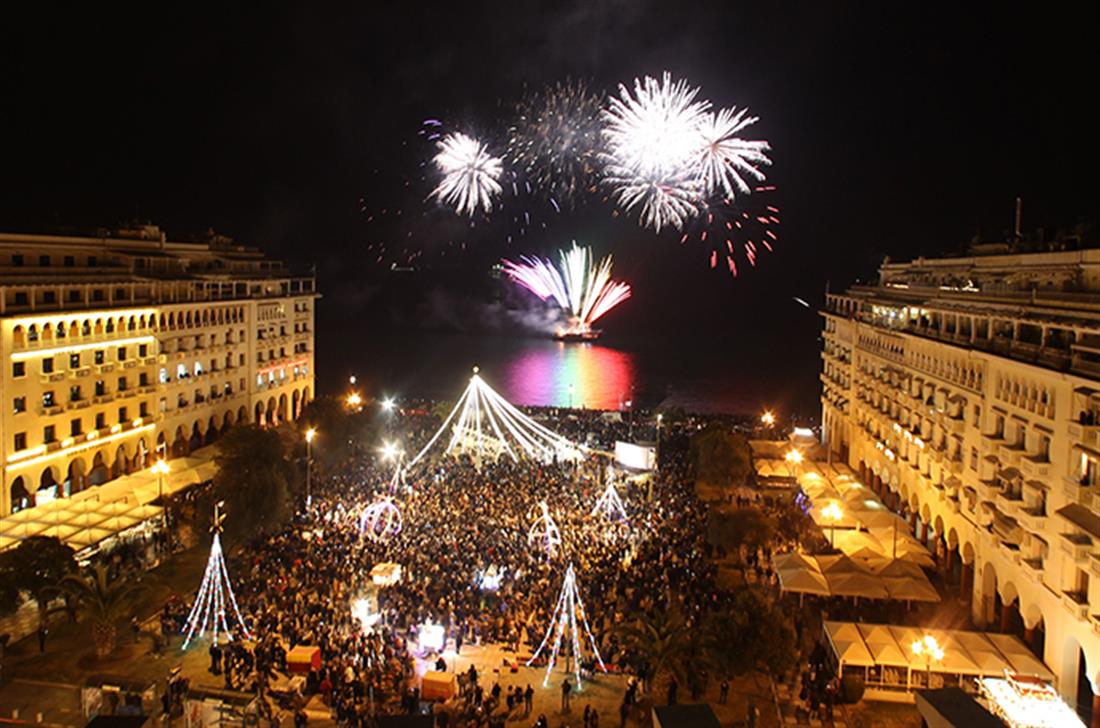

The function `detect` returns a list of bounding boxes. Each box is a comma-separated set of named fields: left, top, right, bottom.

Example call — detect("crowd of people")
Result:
left=186, top=406, right=736, bottom=726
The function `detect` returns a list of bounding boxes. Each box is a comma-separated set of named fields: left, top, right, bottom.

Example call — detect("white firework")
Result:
left=431, top=132, right=503, bottom=217
left=602, top=73, right=709, bottom=232
left=695, top=107, right=771, bottom=198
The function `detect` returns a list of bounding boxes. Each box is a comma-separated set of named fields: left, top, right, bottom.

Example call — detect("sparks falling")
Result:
left=431, top=132, right=503, bottom=217
left=502, top=242, right=632, bottom=336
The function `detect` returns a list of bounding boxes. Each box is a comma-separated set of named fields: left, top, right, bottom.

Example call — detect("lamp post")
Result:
left=152, top=459, right=170, bottom=534
left=380, top=440, right=404, bottom=492
left=381, top=397, right=396, bottom=413
left=567, top=383, right=574, bottom=409
left=761, top=410, right=776, bottom=434
left=346, top=392, right=363, bottom=410
left=910, top=634, right=944, bottom=688
left=305, top=427, right=317, bottom=508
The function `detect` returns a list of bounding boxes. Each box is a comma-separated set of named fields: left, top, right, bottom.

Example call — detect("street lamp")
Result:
left=305, top=428, right=317, bottom=507
left=380, top=440, right=405, bottom=492
left=381, top=396, right=396, bottom=413
left=567, top=383, right=575, bottom=409
left=761, top=410, right=776, bottom=428
left=821, top=501, right=843, bottom=548
left=910, top=634, right=944, bottom=688
left=346, top=392, right=363, bottom=409
left=152, top=458, right=170, bottom=503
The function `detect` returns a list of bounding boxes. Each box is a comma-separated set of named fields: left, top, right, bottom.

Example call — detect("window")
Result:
left=117, top=376, right=128, bottom=391
left=64, top=255, right=74, bottom=267
left=13, top=362, right=25, bottom=377
left=177, top=364, right=188, bottom=379
left=12, top=254, right=23, bottom=266
left=68, top=291, right=80, bottom=303
left=139, top=344, right=148, bottom=357
left=92, top=289, right=104, bottom=302
left=88, top=256, right=97, bottom=267
left=69, top=385, right=82, bottom=402
left=70, top=353, right=80, bottom=368
left=14, top=292, right=28, bottom=306
left=194, top=361, right=203, bottom=376
left=42, top=358, right=54, bottom=374
left=159, top=368, right=169, bottom=384
left=70, top=418, right=82, bottom=437
left=42, top=391, right=55, bottom=407
left=43, top=425, right=55, bottom=443
left=43, top=291, right=56, bottom=304
left=139, top=402, right=149, bottom=417
left=14, top=432, right=26, bottom=451
left=117, top=346, right=126, bottom=361
left=39, top=255, right=50, bottom=266
left=95, top=413, right=105, bottom=429
left=117, top=407, right=127, bottom=423
left=94, top=350, right=104, bottom=365
left=139, top=372, right=149, bottom=387
left=95, top=380, right=106, bottom=396
left=13, top=397, right=26, bottom=414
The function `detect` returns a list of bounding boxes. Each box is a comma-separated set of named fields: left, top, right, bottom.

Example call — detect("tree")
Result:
left=299, top=396, right=379, bottom=468
left=60, top=565, right=149, bottom=658
left=690, top=424, right=752, bottom=488
left=0, top=552, right=20, bottom=617
left=615, top=609, right=693, bottom=692
left=7, top=536, right=76, bottom=625
left=705, top=506, right=775, bottom=557
left=701, top=589, right=797, bottom=680
left=213, top=425, right=296, bottom=543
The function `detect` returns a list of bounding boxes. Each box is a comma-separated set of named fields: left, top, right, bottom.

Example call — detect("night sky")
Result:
left=2, top=3, right=1098, bottom=407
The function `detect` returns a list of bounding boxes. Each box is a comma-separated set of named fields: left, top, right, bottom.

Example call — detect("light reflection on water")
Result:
left=504, top=342, right=636, bottom=410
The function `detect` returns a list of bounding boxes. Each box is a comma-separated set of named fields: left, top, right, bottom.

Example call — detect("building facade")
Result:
left=0, top=226, right=316, bottom=517
left=821, top=249, right=1100, bottom=721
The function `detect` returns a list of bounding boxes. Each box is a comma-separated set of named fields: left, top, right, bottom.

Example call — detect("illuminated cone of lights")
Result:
left=591, top=480, right=628, bottom=522
left=182, top=502, right=250, bottom=648
left=405, top=368, right=583, bottom=469
left=527, top=501, right=563, bottom=557
left=526, top=563, right=607, bottom=688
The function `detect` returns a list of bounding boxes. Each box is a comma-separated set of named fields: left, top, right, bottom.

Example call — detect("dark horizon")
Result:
left=3, top=3, right=1098, bottom=414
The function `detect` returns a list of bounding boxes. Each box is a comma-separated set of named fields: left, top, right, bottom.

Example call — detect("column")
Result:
left=960, top=562, right=972, bottom=602
left=920, top=521, right=930, bottom=546
left=999, top=602, right=1012, bottom=633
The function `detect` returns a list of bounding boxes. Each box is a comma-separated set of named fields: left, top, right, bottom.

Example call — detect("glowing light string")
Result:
left=360, top=498, right=403, bottom=542
left=182, top=501, right=250, bottom=648
left=527, top=501, right=563, bottom=557
left=406, top=368, right=584, bottom=470
left=526, top=563, right=607, bottom=689
left=591, top=479, right=628, bottom=522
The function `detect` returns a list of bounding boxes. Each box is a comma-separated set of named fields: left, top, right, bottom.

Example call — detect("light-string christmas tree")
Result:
left=182, top=500, right=251, bottom=648
left=527, top=563, right=606, bottom=689
left=591, top=479, right=628, bottom=522
left=527, top=501, right=563, bottom=557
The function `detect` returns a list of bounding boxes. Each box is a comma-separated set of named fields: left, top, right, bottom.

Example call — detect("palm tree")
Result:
left=614, top=609, right=693, bottom=695
left=60, top=565, right=148, bottom=658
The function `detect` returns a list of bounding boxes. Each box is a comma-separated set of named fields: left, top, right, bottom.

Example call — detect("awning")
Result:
left=1056, top=503, right=1100, bottom=540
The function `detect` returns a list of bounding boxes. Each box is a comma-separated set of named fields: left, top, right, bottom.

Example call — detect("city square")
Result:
left=2, top=4, right=1100, bottom=728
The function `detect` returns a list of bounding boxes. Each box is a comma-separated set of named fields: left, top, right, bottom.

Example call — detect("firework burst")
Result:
left=431, top=132, right=503, bottom=217
left=682, top=185, right=781, bottom=277
left=694, top=107, right=771, bottom=198
left=507, top=80, right=604, bottom=208
left=601, top=73, right=709, bottom=232
left=503, top=242, right=631, bottom=333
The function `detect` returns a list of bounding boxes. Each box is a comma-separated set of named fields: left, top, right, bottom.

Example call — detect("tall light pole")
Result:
left=567, top=383, right=575, bottom=409
left=910, top=635, right=944, bottom=688
left=152, top=459, right=170, bottom=531
left=305, top=427, right=317, bottom=507
left=822, top=501, right=843, bottom=548
left=655, top=414, right=663, bottom=471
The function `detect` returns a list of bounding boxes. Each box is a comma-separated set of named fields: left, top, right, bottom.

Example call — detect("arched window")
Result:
left=10, top=476, right=30, bottom=513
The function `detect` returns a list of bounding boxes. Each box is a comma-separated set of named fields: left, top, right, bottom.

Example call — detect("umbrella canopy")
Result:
left=777, top=567, right=830, bottom=596
left=825, top=621, right=864, bottom=643
left=816, top=554, right=868, bottom=576
left=873, top=559, right=927, bottom=579
left=883, top=577, right=941, bottom=602
left=773, top=552, right=820, bottom=573
left=827, top=571, right=889, bottom=599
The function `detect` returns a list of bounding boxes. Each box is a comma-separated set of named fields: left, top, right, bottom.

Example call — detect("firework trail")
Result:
left=682, top=185, right=780, bottom=277
left=502, top=242, right=632, bottom=331
left=431, top=132, right=503, bottom=217
left=694, top=107, right=771, bottom=198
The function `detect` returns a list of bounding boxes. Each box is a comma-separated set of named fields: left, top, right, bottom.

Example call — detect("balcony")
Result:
left=1068, top=422, right=1100, bottom=450
left=69, top=366, right=92, bottom=379
left=1020, top=454, right=1050, bottom=480
left=1059, top=533, right=1092, bottom=563
left=981, top=432, right=1005, bottom=451
left=997, top=442, right=1025, bottom=466
left=1063, top=476, right=1094, bottom=508
left=1062, top=590, right=1089, bottom=621
left=1021, top=557, right=1044, bottom=584
left=995, top=490, right=1023, bottom=516
left=1017, top=506, right=1047, bottom=533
